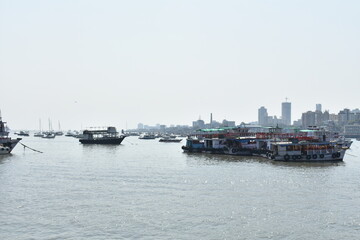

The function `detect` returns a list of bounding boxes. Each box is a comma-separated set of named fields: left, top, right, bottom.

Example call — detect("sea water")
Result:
left=1, top=136, right=360, bottom=239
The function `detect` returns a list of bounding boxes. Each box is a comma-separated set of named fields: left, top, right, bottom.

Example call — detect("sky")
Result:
left=1, top=0, right=359, bottom=130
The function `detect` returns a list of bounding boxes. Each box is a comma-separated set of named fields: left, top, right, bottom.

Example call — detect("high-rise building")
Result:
left=302, top=111, right=316, bottom=128
left=281, top=101, right=291, bottom=125
left=316, top=104, right=322, bottom=112
left=258, top=106, right=268, bottom=126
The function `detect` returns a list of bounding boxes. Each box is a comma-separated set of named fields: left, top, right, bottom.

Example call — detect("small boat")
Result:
left=34, top=132, right=43, bottom=137
left=16, top=131, right=30, bottom=136
left=0, top=113, right=21, bottom=154
left=42, top=132, right=56, bottom=139
left=139, top=133, right=156, bottom=139
left=55, top=121, right=63, bottom=136
left=34, top=119, right=43, bottom=137
left=42, top=119, right=56, bottom=138
left=79, top=127, right=126, bottom=144
left=159, top=136, right=182, bottom=142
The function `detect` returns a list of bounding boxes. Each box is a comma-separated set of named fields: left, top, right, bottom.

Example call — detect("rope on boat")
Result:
left=345, top=152, right=358, bottom=157
left=19, top=142, right=43, bottom=153
left=125, top=139, right=137, bottom=145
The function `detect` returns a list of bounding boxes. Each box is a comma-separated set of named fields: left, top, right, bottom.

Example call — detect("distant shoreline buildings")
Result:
left=133, top=101, right=360, bottom=138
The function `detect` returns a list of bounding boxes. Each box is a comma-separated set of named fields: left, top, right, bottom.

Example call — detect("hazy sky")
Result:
left=1, top=0, right=359, bottom=130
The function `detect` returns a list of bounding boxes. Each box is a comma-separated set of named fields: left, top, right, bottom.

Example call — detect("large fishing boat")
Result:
left=0, top=114, right=21, bottom=155
left=182, top=126, right=349, bottom=162
left=79, top=127, right=126, bottom=144
left=267, top=140, right=345, bottom=162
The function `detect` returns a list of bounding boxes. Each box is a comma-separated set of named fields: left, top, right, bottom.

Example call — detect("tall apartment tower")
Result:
left=282, top=101, right=291, bottom=125
left=258, top=106, right=268, bottom=126
left=316, top=104, right=322, bottom=112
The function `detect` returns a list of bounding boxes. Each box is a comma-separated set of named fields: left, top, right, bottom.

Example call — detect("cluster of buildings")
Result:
left=258, top=100, right=291, bottom=126
left=258, top=102, right=360, bottom=137
left=133, top=101, right=360, bottom=138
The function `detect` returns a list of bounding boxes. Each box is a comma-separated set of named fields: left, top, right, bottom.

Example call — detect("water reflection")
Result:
left=0, top=154, right=11, bottom=165
left=183, top=152, right=345, bottom=168
left=81, top=144, right=123, bottom=155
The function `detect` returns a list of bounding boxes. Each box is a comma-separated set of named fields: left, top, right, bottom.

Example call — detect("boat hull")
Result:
left=271, top=151, right=345, bottom=162
left=79, top=136, right=126, bottom=144
left=0, top=138, right=21, bottom=155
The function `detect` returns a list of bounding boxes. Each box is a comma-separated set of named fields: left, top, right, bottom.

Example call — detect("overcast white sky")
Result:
left=1, top=0, right=359, bottom=130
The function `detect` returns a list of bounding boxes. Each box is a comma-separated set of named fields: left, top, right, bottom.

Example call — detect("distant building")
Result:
left=344, top=125, right=360, bottom=138
left=323, top=110, right=330, bottom=122
left=302, top=111, right=316, bottom=128
left=329, top=113, right=338, bottom=122
left=222, top=119, right=236, bottom=127
left=192, top=119, right=205, bottom=129
left=338, top=109, right=352, bottom=125
left=258, top=106, right=268, bottom=126
left=267, top=116, right=282, bottom=126
left=282, top=102, right=291, bottom=125
left=160, top=125, right=166, bottom=132
left=316, top=104, right=322, bottom=112
left=293, top=119, right=302, bottom=127
left=137, top=123, right=144, bottom=130
left=315, top=110, right=323, bottom=126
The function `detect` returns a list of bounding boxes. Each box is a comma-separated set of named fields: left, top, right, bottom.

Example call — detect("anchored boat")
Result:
left=79, top=127, right=126, bottom=144
left=0, top=114, right=21, bottom=155
left=182, top=126, right=349, bottom=162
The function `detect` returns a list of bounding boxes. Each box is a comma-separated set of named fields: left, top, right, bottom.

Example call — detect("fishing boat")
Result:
left=0, top=113, right=21, bottom=155
left=182, top=126, right=349, bottom=162
left=79, top=127, right=126, bottom=144
left=268, top=140, right=346, bottom=162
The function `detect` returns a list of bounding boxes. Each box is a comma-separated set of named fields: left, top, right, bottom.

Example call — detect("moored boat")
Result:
left=79, top=127, right=126, bottom=144
left=0, top=113, right=21, bottom=154
left=268, top=141, right=345, bottom=162
left=181, top=126, right=349, bottom=162
left=139, top=133, right=156, bottom=139
left=159, top=136, right=182, bottom=142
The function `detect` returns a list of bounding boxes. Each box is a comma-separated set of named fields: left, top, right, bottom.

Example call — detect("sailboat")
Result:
left=55, top=121, right=63, bottom=136
left=34, top=119, right=43, bottom=137
left=42, top=119, right=56, bottom=139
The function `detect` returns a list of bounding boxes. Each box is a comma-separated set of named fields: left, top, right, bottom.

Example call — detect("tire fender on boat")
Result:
left=312, top=154, right=318, bottom=159
left=284, top=154, right=290, bottom=161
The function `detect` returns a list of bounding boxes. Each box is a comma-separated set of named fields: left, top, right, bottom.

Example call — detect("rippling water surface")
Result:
left=1, top=136, right=360, bottom=239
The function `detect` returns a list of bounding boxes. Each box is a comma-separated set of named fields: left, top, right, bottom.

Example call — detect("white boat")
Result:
left=139, top=133, right=156, bottom=139
left=42, top=119, right=56, bottom=139
left=42, top=132, right=56, bottom=139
